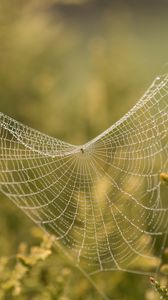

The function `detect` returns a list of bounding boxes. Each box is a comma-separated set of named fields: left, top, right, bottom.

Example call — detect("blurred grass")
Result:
left=0, top=0, right=168, bottom=299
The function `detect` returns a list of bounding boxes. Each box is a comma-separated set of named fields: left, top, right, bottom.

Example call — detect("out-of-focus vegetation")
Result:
left=0, top=0, right=168, bottom=299
left=150, top=277, right=168, bottom=300
left=0, top=228, right=106, bottom=300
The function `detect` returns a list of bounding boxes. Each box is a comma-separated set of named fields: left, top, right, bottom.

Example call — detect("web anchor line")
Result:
left=0, top=72, right=168, bottom=298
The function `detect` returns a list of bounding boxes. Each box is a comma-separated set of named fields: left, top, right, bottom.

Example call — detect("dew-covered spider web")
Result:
left=1, top=73, right=168, bottom=298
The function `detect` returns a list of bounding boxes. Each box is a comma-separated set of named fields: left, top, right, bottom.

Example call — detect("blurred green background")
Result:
left=0, top=0, right=168, bottom=299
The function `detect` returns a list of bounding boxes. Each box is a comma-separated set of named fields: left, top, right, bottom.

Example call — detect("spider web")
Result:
left=0, top=73, right=168, bottom=288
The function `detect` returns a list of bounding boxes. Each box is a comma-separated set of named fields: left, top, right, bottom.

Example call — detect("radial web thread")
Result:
left=0, top=74, right=168, bottom=277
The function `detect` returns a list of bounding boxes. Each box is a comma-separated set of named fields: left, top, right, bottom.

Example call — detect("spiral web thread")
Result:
left=0, top=73, right=168, bottom=281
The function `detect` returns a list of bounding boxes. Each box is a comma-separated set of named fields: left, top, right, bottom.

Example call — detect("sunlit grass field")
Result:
left=0, top=1, right=168, bottom=299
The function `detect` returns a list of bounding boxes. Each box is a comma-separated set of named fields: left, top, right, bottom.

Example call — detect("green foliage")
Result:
left=0, top=227, right=165, bottom=300
left=150, top=278, right=168, bottom=300
left=160, top=173, right=168, bottom=185
left=0, top=228, right=106, bottom=300
left=0, top=1, right=168, bottom=299
left=0, top=230, right=55, bottom=298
